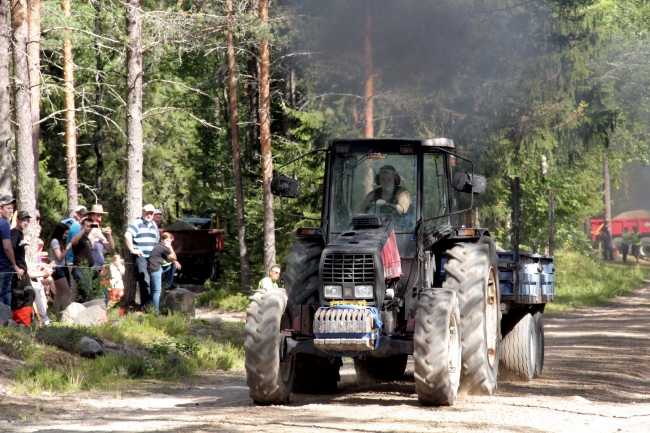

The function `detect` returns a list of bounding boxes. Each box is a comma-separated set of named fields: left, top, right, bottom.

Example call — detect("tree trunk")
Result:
left=27, top=0, right=39, bottom=198
left=62, top=0, right=77, bottom=212
left=363, top=0, right=373, bottom=138
left=12, top=0, right=36, bottom=264
left=603, top=158, right=613, bottom=260
left=123, top=0, right=144, bottom=305
left=258, top=0, right=275, bottom=275
left=93, top=1, right=104, bottom=201
left=0, top=0, right=11, bottom=196
left=246, top=53, right=258, bottom=173
left=282, top=55, right=292, bottom=140
left=227, top=0, right=250, bottom=293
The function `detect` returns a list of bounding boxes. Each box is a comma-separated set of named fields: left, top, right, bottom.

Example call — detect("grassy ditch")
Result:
left=196, top=280, right=248, bottom=311
left=0, top=313, right=245, bottom=394
left=547, top=250, right=650, bottom=314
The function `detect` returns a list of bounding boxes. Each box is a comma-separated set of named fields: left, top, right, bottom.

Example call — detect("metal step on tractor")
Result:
left=244, top=138, right=554, bottom=406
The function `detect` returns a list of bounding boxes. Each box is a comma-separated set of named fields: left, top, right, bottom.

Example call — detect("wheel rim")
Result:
left=485, top=267, right=499, bottom=369
left=449, top=311, right=461, bottom=385
left=641, top=244, right=650, bottom=257
left=279, top=315, right=293, bottom=383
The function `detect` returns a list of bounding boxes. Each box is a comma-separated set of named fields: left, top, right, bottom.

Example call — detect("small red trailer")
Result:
left=590, top=216, right=650, bottom=256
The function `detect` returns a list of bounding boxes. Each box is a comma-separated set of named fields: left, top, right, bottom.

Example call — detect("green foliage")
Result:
left=196, top=280, right=249, bottom=311
left=548, top=250, right=650, bottom=313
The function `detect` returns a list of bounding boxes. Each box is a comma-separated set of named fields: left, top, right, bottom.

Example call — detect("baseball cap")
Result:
left=143, top=204, right=156, bottom=212
left=17, top=211, right=32, bottom=220
left=0, top=195, right=16, bottom=206
left=154, top=208, right=163, bottom=215
left=75, top=205, right=88, bottom=215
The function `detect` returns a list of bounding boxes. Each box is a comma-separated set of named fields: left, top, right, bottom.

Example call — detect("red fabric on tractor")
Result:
left=381, top=231, right=402, bottom=279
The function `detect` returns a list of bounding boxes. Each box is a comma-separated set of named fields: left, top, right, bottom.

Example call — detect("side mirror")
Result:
left=271, top=176, right=301, bottom=198
left=453, top=172, right=486, bottom=195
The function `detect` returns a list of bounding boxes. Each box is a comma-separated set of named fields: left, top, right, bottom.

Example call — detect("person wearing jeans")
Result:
left=0, top=195, right=23, bottom=306
left=124, top=204, right=159, bottom=309
left=147, top=233, right=177, bottom=315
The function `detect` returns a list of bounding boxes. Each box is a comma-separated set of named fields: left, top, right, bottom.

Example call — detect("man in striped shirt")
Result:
left=125, top=204, right=159, bottom=309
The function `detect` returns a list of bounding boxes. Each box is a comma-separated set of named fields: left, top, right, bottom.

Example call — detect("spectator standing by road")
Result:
left=147, top=233, right=177, bottom=315
left=632, top=226, right=642, bottom=263
left=0, top=195, right=23, bottom=307
left=620, top=227, right=633, bottom=263
left=88, top=204, right=115, bottom=271
left=125, top=204, right=159, bottom=309
left=47, top=223, right=74, bottom=314
left=62, top=206, right=88, bottom=265
left=601, top=224, right=614, bottom=261
left=109, top=255, right=125, bottom=299
left=258, top=265, right=281, bottom=290
left=154, top=208, right=182, bottom=289
left=71, top=218, right=96, bottom=302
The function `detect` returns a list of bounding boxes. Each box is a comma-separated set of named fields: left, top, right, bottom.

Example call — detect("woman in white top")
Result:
left=47, top=223, right=74, bottom=313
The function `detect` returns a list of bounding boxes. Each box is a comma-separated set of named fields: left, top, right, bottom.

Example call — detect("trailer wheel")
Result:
left=354, top=354, right=408, bottom=381
left=641, top=238, right=650, bottom=257
left=533, top=312, right=544, bottom=378
left=284, top=237, right=323, bottom=305
left=443, top=239, right=500, bottom=395
left=293, top=354, right=342, bottom=393
left=413, top=289, right=462, bottom=406
left=244, top=289, right=294, bottom=404
left=500, top=313, right=536, bottom=380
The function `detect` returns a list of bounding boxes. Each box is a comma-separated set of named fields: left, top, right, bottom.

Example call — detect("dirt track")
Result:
left=4, top=287, right=650, bottom=433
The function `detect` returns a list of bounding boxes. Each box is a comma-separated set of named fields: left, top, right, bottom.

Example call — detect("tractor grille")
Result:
left=323, top=254, right=374, bottom=283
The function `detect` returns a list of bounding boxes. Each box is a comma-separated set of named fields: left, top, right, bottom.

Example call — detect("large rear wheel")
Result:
left=413, top=289, right=462, bottom=406
left=244, top=289, right=294, bottom=404
left=533, top=312, right=544, bottom=378
left=443, top=239, right=500, bottom=395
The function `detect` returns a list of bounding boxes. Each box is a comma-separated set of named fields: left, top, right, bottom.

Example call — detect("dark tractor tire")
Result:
left=500, top=313, right=536, bottom=380
left=244, top=289, right=295, bottom=405
left=443, top=239, right=500, bottom=395
left=354, top=354, right=408, bottom=381
left=413, top=289, right=462, bottom=406
left=293, top=354, right=342, bottom=393
left=533, top=312, right=544, bottom=378
left=284, top=237, right=324, bottom=305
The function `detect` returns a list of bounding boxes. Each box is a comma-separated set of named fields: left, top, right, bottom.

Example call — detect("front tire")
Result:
left=354, top=354, right=408, bottom=381
left=413, top=289, right=462, bottom=406
left=244, top=289, right=294, bottom=404
left=501, top=313, right=536, bottom=380
left=284, top=237, right=323, bottom=306
left=443, top=239, right=500, bottom=395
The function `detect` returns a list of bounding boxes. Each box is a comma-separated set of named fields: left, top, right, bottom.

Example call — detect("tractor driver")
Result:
left=358, top=165, right=411, bottom=219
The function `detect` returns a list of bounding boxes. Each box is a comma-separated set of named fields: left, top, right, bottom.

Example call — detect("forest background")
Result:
left=1, top=0, right=650, bottom=293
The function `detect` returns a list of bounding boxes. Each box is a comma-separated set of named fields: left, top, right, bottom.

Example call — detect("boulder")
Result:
left=0, top=302, right=12, bottom=322
left=160, top=288, right=196, bottom=316
left=74, top=305, right=108, bottom=327
left=102, top=348, right=125, bottom=357
left=82, top=299, right=107, bottom=311
left=61, top=303, right=86, bottom=324
left=78, top=336, right=102, bottom=358
left=7, top=319, right=18, bottom=327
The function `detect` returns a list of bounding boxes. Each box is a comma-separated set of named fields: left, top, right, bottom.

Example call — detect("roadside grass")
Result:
left=0, top=311, right=245, bottom=394
left=547, top=250, right=650, bottom=314
left=196, top=280, right=248, bottom=311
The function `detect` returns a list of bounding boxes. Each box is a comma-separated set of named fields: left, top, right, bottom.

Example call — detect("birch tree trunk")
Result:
left=0, top=0, right=11, bottom=196
left=258, top=0, right=275, bottom=275
left=62, top=0, right=77, bottom=211
left=123, top=0, right=143, bottom=305
left=12, top=0, right=36, bottom=264
left=26, top=0, right=39, bottom=197
left=227, top=0, right=251, bottom=293
left=363, top=0, right=373, bottom=138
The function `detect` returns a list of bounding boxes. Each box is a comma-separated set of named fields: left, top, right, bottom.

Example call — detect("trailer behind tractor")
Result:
left=244, top=138, right=553, bottom=406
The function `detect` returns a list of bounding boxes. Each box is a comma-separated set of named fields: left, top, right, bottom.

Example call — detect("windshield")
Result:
left=330, top=150, right=417, bottom=256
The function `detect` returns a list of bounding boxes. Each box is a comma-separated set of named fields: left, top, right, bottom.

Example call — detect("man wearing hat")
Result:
left=89, top=204, right=115, bottom=270
left=0, top=195, right=23, bottom=306
left=62, top=205, right=89, bottom=265
left=125, top=204, right=160, bottom=308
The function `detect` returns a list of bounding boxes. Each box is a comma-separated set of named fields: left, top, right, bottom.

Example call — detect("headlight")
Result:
left=324, top=285, right=342, bottom=298
left=355, top=285, right=373, bottom=299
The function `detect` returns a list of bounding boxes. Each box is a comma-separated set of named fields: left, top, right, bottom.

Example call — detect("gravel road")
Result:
left=4, top=287, right=650, bottom=432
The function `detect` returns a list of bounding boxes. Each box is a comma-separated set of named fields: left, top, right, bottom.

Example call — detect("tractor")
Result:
left=244, top=138, right=553, bottom=406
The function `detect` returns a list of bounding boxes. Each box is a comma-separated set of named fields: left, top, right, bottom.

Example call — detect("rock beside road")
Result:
left=161, top=288, right=196, bottom=316
left=78, top=336, right=103, bottom=358
left=74, top=305, right=108, bottom=327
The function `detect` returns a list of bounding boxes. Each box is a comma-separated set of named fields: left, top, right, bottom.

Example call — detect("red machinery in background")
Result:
left=590, top=212, right=650, bottom=256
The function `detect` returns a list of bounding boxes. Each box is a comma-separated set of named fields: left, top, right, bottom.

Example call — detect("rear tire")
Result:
left=293, top=354, right=342, bottom=393
left=641, top=238, right=650, bottom=257
left=533, top=312, right=544, bottom=378
left=354, top=354, right=408, bottom=381
left=500, top=313, right=536, bottom=380
left=284, top=237, right=323, bottom=305
left=413, top=289, right=462, bottom=406
left=443, top=239, right=500, bottom=395
left=244, top=289, right=294, bottom=404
